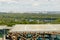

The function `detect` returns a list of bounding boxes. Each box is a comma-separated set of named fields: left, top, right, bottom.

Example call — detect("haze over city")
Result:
left=0, top=0, right=60, bottom=12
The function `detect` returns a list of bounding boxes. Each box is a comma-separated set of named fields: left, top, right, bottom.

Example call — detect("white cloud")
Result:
left=32, top=2, right=40, bottom=7
left=0, top=0, right=12, bottom=2
left=0, top=0, right=60, bottom=12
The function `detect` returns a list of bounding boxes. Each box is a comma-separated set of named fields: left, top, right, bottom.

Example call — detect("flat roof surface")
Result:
left=10, top=24, right=60, bottom=32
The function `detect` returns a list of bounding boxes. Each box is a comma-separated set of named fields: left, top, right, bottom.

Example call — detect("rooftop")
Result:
left=10, top=24, right=60, bottom=32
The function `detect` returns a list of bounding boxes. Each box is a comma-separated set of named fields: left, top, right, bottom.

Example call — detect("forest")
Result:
left=0, top=12, right=60, bottom=26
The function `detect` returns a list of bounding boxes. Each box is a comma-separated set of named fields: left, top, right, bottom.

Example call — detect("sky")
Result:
left=0, top=0, right=60, bottom=12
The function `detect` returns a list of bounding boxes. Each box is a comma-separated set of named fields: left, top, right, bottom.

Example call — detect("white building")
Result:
left=8, top=24, right=60, bottom=40
left=9, top=24, right=60, bottom=33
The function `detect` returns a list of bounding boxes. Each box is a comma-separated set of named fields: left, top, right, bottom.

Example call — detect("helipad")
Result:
left=10, top=24, right=60, bottom=32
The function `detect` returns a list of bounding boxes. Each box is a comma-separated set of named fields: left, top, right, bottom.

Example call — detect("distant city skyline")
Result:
left=0, top=0, right=60, bottom=12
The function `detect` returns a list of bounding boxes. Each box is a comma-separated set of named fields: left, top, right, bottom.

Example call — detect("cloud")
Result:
left=32, top=2, right=40, bottom=7
left=0, top=0, right=60, bottom=12
left=0, top=0, right=12, bottom=2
